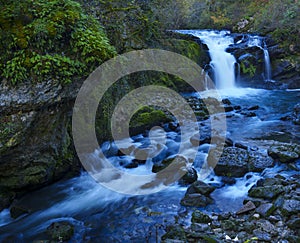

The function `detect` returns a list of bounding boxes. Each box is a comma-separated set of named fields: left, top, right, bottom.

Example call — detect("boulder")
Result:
left=186, top=181, right=215, bottom=196
left=178, top=167, right=198, bottom=185
left=46, top=221, right=74, bottom=241
left=213, top=147, right=274, bottom=177
left=236, top=201, right=256, bottom=215
left=181, top=181, right=215, bottom=207
left=248, top=185, right=285, bottom=200
left=191, top=210, right=211, bottom=224
left=255, top=203, right=276, bottom=217
left=180, top=193, right=213, bottom=207
left=268, top=143, right=300, bottom=163
left=280, top=199, right=300, bottom=217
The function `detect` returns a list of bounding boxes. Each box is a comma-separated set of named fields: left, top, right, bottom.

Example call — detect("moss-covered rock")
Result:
left=268, top=143, right=300, bottom=163
left=46, top=221, right=74, bottom=241
left=191, top=210, right=212, bottom=224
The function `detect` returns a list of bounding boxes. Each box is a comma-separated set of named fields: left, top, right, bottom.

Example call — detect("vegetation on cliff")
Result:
left=0, top=0, right=116, bottom=84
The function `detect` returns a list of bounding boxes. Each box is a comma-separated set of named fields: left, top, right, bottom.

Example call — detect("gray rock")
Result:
left=186, top=181, right=215, bottom=196
left=248, top=185, right=285, bottom=199
left=253, top=229, right=271, bottom=241
left=179, top=167, right=198, bottom=185
left=46, top=221, right=74, bottom=241
left=268, top=143, right=300, bottom=163
left=256, top=219, right=276, bottom=234
left=213, top=147, right=249, bottom=177
left=221, top=220, right=237, bottom=231
left=280, top=199, right=300, bottom=216
left=255, top=203, right=276, bottom=217
left=191, top=223, right=210, bottom=232
left=213, top=147, right=274, bottom=177
left=236, top=201, right=256, bottom=215
left=191, top=210, right=212, bottom=224
left=180, top=193, right=213, bottom=207
left=287, top=218, right=300, bottom=230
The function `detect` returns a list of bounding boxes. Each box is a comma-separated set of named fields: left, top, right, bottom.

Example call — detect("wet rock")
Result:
left=222, top=99, right=231, bottom=105
left=248, top=152, right=274, bottom=172
left=190, top=133, right=210, bottom=146
left=161, top=225, right=186, bottom=241
left=214, top=147, right=249, bottom=177
left=101, top=141, right=118, bottom=158
left=46, top=221, right=74, bottom=241
left=10, top=204, right=29, bottom=219
left=168, top=122, right=179, bottom=131
left=191, top=210, right=212, bottom=224
left=255, top=203, right=276, bottom=217
left=256, top=219, right=277, bottom=235
left=280, top=199, right=300, bottom=216
left=268, top=143, right=300, bottom=163
left=0, top=192, right=14, bottom=211
left=287, top=218, right=300, bottom=230
left=248, top=185, right=285, bottom=199
left=124, top=160, right=139, bottom=169
left=221, top=176, right=236, bottom=185
left=248, top=105, right=259, bottom=111
left=221, top=220, right=237, bottom=231
left=292, top=103, right=300, bottom=125
left=181, top=181, right=215, bottom=207
left=178, top=167, right=198, bottom=185
left=180, top=193, right=213, bottom=207
left=186, top=181, right=215, bottom=196
left=191, top=223, right=210, bottom=232
left=234, top=142, right=248, bottom=150
left=224, top=106, right=234, bottom=112
left=236, top=201, right=256, bottom=215
left=152, top=157, right=175, bottom=173
left=253, top=229, right=271, bottom=241
left=213, top=147, right=274, bottom=177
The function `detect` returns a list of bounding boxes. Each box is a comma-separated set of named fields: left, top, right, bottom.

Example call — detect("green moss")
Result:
left=240, top=62, right=256, bottom=77
left=130, top=106, right=172, bottom=129
left=0, top=0, right=116, bottom=84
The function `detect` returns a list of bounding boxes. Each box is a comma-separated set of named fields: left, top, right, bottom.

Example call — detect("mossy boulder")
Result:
left=248, top=185, right=285, bottom=200
left=191, top=210, right=212, bottom=224
left=268, top=143, right=300, bottom=163
left=46, top=221, right=74, bottom=241
left=129, top=106, right=172, bottom=136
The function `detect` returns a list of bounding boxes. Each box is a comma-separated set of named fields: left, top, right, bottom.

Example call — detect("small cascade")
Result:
left=248, top=36, right=272, bottom=81
left=263, top=44, right=272, bottom=81
left=176, top=30, right=237, bottom=89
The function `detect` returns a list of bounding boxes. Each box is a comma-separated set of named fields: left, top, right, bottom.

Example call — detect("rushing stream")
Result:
left=0, top=30, right=299, bottom=242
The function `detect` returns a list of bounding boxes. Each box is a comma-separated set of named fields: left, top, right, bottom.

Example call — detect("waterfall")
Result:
left=175, top=30, right=237, bottom=89
left=248, top=36, right=272, bottom=81
left=263, top=44, right=272, bottom=81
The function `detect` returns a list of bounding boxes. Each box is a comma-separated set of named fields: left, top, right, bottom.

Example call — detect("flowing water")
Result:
left=176, top=30, right=237, bottom=89
left=0, top=30, right=299, bottom=242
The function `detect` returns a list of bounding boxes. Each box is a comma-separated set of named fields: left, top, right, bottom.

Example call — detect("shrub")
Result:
left=0, top=0, right=116, bottom=84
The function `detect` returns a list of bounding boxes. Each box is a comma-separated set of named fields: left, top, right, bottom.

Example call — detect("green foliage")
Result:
left=243, top=237, right=259, bottom=243
left=130, top=106, right=171, bottom=129
left=240, top=62, right=256, bottom=77
left=0, top=0, right=116, bottom=84
left=79, top=0, right=162, bottom=52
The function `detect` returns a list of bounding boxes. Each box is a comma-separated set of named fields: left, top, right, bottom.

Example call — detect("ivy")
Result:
left=0, top=0, right=116, bottom=85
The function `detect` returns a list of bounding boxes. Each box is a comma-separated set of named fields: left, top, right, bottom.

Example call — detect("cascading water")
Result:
left=248, top=36, right=272, bottom=81
left=263, top=44, right=272, bottom=81
left=176, top=30, right=237, bottom=89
